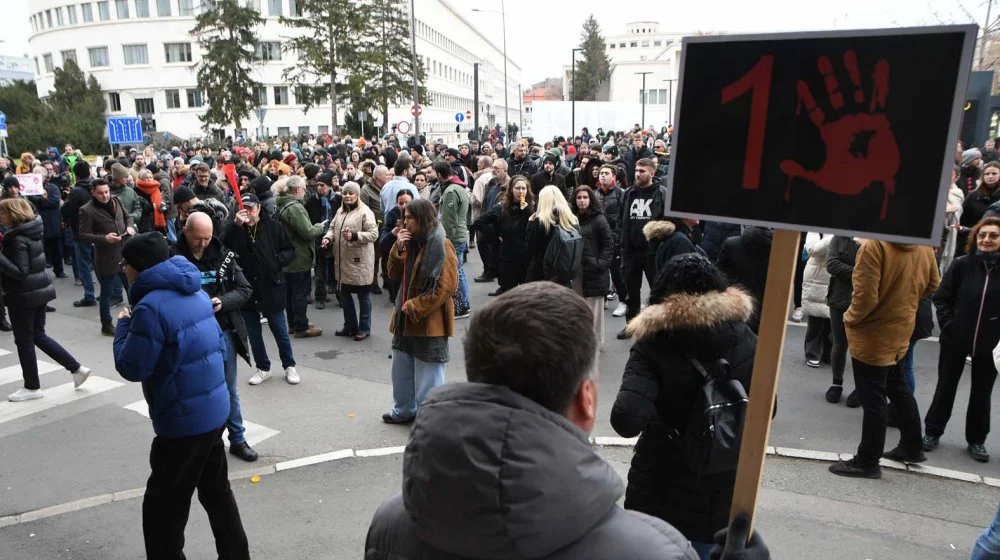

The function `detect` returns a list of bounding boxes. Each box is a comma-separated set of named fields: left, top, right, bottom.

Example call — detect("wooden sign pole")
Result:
left=730, top=228, right=801, bottom=529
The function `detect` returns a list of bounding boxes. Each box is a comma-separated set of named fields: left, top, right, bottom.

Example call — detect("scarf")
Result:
left=136, top=179, right=166, bottom=229
left=93, top=196, right=117, bottom=220
left=396, top=222, right=448, bottom=323
left=977, top=249, right=1000, bottom=268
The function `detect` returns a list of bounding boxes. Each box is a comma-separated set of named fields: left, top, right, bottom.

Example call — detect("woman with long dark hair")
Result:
left=572, top=185, right=613, bottom=346
left=472, top=175, right=535, bottom=296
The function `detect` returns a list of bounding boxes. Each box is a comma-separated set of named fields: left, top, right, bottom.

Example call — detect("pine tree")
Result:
left=48, top=60, right=106, bottom=152
left=574, top=15, right=612, bottom=101
left=353, top=0, right=428, bottom=135
left=191, top=0, right=263, bottom=133
left=281, top=0, right=366, bottom=137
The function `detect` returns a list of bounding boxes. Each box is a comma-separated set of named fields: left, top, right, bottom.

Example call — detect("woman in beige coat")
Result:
left=322, top=182, right=378, bottom=340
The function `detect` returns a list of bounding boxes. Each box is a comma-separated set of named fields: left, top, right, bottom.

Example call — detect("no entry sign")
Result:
left=667, top=25, right=976, bottom=244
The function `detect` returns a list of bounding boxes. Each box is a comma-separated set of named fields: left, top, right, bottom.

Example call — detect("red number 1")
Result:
left=721, top=55, right=774, bottom=190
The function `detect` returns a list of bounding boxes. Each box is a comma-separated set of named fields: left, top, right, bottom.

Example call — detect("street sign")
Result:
left=411, top=104, right=422, bottom=117
left=358, top=110, right=367, bottom=121
left=14, top=174, right=44, bottom=196
left=465, top=110, right=472, bottom=120
left=454, top=113, right=464, bottom=123
left=255, top=107, right=267, bottom=122
left=397, top=121, right=411, bottom=134
left=0, top=111, right=8, bottom=138
left=107, top=117, right=144, bottom=145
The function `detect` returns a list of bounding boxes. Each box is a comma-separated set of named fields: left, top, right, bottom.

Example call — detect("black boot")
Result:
left=0, top=309, right=10, bottom=332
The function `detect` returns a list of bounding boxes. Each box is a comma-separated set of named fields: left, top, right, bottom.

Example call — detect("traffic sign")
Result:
left=358, top=110, right=367, bottom=121
left=255, top=107, right=267, bottom=122
left=465, top=110, right=472, bottom=120
left=397, top=121, right=411, bottom=134
left=454, top=113, right=464, bottom=123
left=411, top=104, right=422, bottom=117
left=0, top=111, right=7, bottom=138
left=107, top=117, right=143, bottom=145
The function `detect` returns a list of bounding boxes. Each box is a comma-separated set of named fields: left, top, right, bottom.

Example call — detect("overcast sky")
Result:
left=2, top=0, right=989, bottom=84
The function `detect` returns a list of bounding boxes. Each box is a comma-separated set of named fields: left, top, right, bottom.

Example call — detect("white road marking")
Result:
left=123, top=400, right=281, bottom=448
left=0, top=377, right=123, bottom=425
left=0, top=361, right=63, bottom=386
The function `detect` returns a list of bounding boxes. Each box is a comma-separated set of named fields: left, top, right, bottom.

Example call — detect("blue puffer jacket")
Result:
left=113, top=256, right=229, bottom=438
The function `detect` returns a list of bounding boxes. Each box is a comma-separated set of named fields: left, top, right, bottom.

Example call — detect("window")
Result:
left=298, top=126, right=309, bottom=135
left=135, top=0, right=150, bottom=17
left=254, top=42, right=281, bottom=61
left=253, top=85, right=267, bottom=106
left=186, top=89, right=203, bottom=107
left=318, top=125, right=328, bottom=135
left=67, top=5, right=78, bottom=23
left=268, top=0, right=282, bottom=16
left=273, top=86, right=288, bottom=105
left=629, top=41, right=637, bottom=48
left=61, top=49, right=77, bottom=66
left=56, top=7, right=65, bottom=25
left=277, top=127, right=290, bottom=137
left=82, top=3, right=94, bottom=21
left=609, top=43, right=615, bottom=49
left=165, top=88, right=181, bottom=109
left=88, top=46, right=109, bottom=67
left=123, top=44, right=149, bottom=65
left=641, top=40, right=649, bottom=48
left=289, top=0, right=299, bottom=16
left=653, top=40, right=662, bottom=47
left=97, top=1, right=110, bottom=20
left=46, top=10, right=53, bottom=27
left=115, top=0, right=129, bottom=18
left=164, top=42, right=192, bottom=63
left=619, top=42, right=625, bottom=48
left=135, top=98, right=155, bottom=115
left=108, top=91, right=122, bottom=111
left=244, top=0, right=261, bottom=10
left=178, top=0, right=194, bottom=16
left=294, top=85, right=308, bottom=103
left=156, top=0, right=171, bottom=16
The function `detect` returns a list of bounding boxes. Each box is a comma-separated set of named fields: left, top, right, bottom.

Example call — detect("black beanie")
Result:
left=2, top=176, right=19, bottom=190
left=651, top=253, right=728, bottom=302
left=122, top=232, right=171, bottom=273
left=269, top=150, right=282, bottom=162
left=173, top=186, right=196, bottom=205
left=249, top=176, right=273, bottom=199
left=304, top=163, right=321, bottom=180
left=73, top=160, right=91, bottom=179
left=315, top=171, right=335, bottom=186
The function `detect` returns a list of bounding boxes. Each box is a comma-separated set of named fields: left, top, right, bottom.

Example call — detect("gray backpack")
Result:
left=543, top=222, right=583, bottom=285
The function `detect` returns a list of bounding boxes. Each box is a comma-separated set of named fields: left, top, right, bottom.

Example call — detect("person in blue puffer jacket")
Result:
left=112, top=232, right=249, bottom=560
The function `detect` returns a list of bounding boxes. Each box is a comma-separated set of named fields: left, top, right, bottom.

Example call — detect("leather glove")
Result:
left=710, top=514, right=770, bottom=560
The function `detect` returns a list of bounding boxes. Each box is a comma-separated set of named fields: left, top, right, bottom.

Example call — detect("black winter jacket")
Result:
left=718, top=227, right=772, bottom=332
left=223, top=214, right=296, bottom=315
left=60, top=178, right=93, bottom=239
left=623, top=146, right=654, bottom=187
left=934, top=254, right=1000, bottom=357
left=379, top=206, right=402, bottom=255
left=578, top=209, right=613, bottom=297
left=619, top=183, right=670, bottom=256
left=611, top=287, right=757, bottom=543
left=529, top=170, right=568, bottom=201
left=701, top=222, right=741, bottom=262
left=506, top=155, right=537, bottom=179
left=595, top=184, right=626, bottom=245
left=0, top=217, right=56, bottom=309
left=962, top=187, right=1000, bottom=254
left=643, top=220, right=703, bottom=278
left=825, top=236, right=860, bottom=312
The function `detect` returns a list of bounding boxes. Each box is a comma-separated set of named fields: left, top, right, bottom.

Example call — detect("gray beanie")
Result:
left=963, top=148, right=983, bottom=167
left=342, top=181, right=361, bottom=196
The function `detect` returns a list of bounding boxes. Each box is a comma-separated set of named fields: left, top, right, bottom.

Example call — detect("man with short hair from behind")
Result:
left=365, top=282, right=768, bottom=559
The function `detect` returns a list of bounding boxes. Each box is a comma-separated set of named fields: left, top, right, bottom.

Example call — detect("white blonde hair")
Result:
left=272, top=176, right=290, bottom=196
left=536, top=185, right=578, bottom=232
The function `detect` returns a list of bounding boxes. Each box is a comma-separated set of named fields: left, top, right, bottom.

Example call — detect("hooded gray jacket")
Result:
left=365, top=383, right=698, bottom=560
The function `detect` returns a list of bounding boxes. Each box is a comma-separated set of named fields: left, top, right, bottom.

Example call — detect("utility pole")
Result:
left=409, top=0, right=420, bottom=139
left=474, top=63, right=480, bottom=141
left=571, top=48, right=581, bottom=138
left=501, top=0, right=508, bottom=132
left=636, top=71, right=653, bottom=130
left=664, top=78, right=677, bottom=125
left=518, top=83, right=523, bottom=140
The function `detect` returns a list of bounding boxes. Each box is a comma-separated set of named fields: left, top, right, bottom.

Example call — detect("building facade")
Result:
left=25, top=0, right=521, bottom=141
left=0, top=56, right=34, bottom=87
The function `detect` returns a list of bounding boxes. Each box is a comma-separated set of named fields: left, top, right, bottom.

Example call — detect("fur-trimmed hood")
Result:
left=642, top=219, right=676, bottom=241
left=626, top=287, right=754, bottom=340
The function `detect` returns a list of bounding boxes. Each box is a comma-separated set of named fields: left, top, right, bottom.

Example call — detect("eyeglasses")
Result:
left=978, top=232, right=1000, bottom=240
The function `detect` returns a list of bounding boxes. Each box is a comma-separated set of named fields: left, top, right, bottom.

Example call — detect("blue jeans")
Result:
left=75, top=242, right=95, bottom=302
left=165, top=218, right=178, bottom=244
left=97, top=273, right=122, bottom=323
left=902, top=340, right=917, bottom=394
left=389, top=349, right=446, bottom=421
left=341, top=285, right=372, bottom=334
left=222, top=330, right=246, bottom=445
left=974, top=498, right=1000, bottom=559
left=241, top=308, right=295, bottom=371
left=452, top=241, right=469, bottom=310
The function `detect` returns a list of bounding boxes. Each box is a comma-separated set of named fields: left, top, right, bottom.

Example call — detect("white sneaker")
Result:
left=791, top=307, right=804, bottom=322
left=260, top=317, right=268, bottom=325
left=72, top=366, right=91, bottom=389
left=8, top=388, right=44, bottom=402
left=612, top=302, right=627, bottom=317
left=285, top=367, right=301, bottom=385
left=248, top=369, right=272, bottom=385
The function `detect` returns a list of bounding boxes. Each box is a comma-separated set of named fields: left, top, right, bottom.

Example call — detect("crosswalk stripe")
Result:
left=0, top=361, right=63, bottom=386
left=0, top=349, right=12, bottom=357
left=123, top=400, right=281, bottom=448
left=0, top=377, right=123, bottom=425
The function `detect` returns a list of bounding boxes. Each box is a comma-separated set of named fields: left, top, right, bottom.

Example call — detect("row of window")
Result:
left=609, top=39, right=665, bottom=50
left=414, top=18, right=474, bottom=65
left=30, top=0, right=305, bottom=33
left=35, top=42, right=192, bottom=74
left=642, top=88, right=673, bottom=105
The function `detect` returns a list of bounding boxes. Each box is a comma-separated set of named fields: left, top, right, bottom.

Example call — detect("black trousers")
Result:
left=609, top=252, right=627, bottom=299
left=477, top=241, right=499, bottom=279
left=10, top=305, right=79, bottom=390
left=804, top=316, right=832, bottom=363
left=497, top=254, right=529, bottom=292
left=43, top=236, right=64, bottom=276
left=143, top=427, right=249, bottom=560
left=623, top=251, right=656, bottom=321
left=284, top=271, right=311, bottom=332
left=314, top=240, right=328, bottom=300
left=925, top=344, right=999, bottom=445
left=829, top=309, right=850, bottom=385
left=852, top=358, right=923, bottom=469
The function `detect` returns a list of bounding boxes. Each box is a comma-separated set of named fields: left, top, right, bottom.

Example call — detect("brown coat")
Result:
left=844, top=240, right=940, bottom=366
left=78, top=198, right=134, bottom=277
left=386, top=240, right=457, bottom=338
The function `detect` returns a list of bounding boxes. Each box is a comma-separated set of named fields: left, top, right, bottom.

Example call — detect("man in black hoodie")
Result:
left=623, top=134, right=653, bottom=187
left=62, top=160, right=97, bottom=307
left=529, top=154, right=568, bottom=200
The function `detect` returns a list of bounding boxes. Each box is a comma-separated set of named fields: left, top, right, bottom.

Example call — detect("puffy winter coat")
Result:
left=701, top=222, right=741, bottom=262
left=643, top=220, right=703, bottom=280
left=36, top=182, right=63, bottom=238
left=623, top=146, right=654, bottom=187
left=802, top=233, right=832, bottom=319
left=594, top=184, right=626, bottom=245
left=934, top=253, right=1000, bottom=358
left=0, top=216, right=56, bottom=309
left=826, top=236, right=859, bottom=312
left=578, top=208, right=613, bottom=297
left=611, top=287, right=757, bottom=543
left=324, top=202, right=378, bottom=288
left=112, top=256, right=229, bottom=439
left=718, top=227, right=772, bottom=332
left=275, top=193, right=324, bottom=273
left=365, top=383, right=699, bottom=560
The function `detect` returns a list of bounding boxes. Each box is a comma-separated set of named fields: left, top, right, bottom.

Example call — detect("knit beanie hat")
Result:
left=172, top=186, right=196, bottom=205
left=122, top=232, right=171, bottom=273
left=315, top=171, right=335, bottom=186
left=250, top=176, right=274, bottom=200
left=651, top=253, right=728, bottom=301
left=269, top=150, right=283, bottom=162
left=304, top=163, right=321, bottom=180
left=111, top=163, right=129, bottom=182
left=963, top=148, right=983, bottom=167
left=73, top=160, right=91, bottom=179
left=342, top=181, right=361, bottom=196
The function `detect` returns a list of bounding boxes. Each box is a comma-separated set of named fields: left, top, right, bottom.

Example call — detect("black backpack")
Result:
left=542, top=221, right=583, bottom=285
left=682, top=356, right=748, bottom=476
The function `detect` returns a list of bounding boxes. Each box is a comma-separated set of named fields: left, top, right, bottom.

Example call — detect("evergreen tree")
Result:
left=574, top=15, right=612, bottom=101
left=192, top=0, right=263, bottom=133
left=281, top=0, right=366, bottom=137
left=353, top=0, right=428, bottom=135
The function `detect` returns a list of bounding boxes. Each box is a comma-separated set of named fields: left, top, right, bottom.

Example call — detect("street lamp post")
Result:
left=471, top=5, right=510, bottom=135
left=636, top=71, right=652, bottom=130
left=409, top=0, right=420, bottom=138
left=571, top=47, right=582, bottom=139
left=664, top=78, right=677, bottom=126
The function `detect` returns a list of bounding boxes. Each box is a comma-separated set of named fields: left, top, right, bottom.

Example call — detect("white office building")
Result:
left=25, top=0, right=521, bottom=141
left=0, top=56, right=35, bottom=87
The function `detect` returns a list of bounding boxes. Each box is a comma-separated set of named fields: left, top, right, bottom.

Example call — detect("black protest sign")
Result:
left=666, top=26, right=976, bottom=244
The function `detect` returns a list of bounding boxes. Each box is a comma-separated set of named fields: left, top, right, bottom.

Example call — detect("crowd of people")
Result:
left=0, top=123, right=998, bottom=558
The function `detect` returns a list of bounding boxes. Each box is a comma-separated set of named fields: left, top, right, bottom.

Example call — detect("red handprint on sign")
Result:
left=779, top=50, right=900, bottom=220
